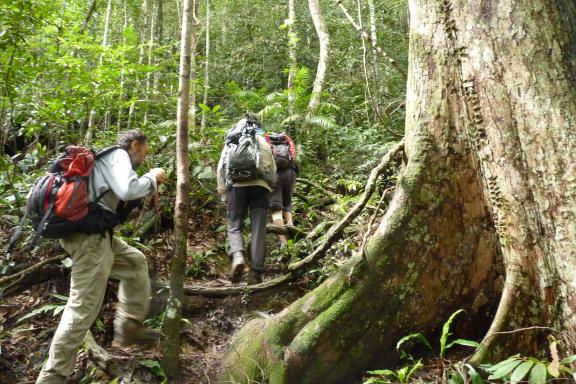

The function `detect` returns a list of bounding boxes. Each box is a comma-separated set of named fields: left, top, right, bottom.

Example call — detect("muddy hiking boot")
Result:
left=247, top=269, right=262, bottom=285
left=229, top=251, right=245, bottom=283
left=113, top=319, right=162, bottom=348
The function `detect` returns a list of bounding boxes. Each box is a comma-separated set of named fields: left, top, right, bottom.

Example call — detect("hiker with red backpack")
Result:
left=217, top=113, right=276, bottom=284
left=265, top=131, right=297, bottom=249
left=34, top=129, right=166, bottom=384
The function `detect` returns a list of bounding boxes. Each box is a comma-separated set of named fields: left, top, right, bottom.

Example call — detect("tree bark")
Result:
left=219, top=0, right=576, bottom=382
left=304, top=0, right=330, bottom=135
left=83, top=110, right=97, bottom=145
left=189, top=0, right=198, bottom=133
left=161, top=0, right=193, bottom=378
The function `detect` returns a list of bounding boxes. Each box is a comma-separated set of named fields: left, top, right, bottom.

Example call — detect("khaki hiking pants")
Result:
left=36, top=232, right=151, bottom=384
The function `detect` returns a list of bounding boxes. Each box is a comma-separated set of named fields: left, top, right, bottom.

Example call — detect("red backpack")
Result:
left=7, top=145, right=119, bottom=254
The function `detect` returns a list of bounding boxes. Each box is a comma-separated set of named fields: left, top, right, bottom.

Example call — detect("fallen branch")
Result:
left=289, top=139, right=404, bottom=271
left=131, top=211, right=159, bottom=239
left=296, top=178, right=336, bottom=199
left=158, top=273, right=295, bottom=298
left=0, top=265, right=67, bottom=298
left=266, top=223, right=307, bottom=238
left=0, top=254, right=67, bottom=286
left=305, top=220, right=334, bottom=242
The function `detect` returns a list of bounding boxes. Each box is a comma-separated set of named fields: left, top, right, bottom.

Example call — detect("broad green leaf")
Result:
left=560, top=354, right=576, bottom=365
left=51, top=293, right=69, bottom=301
left=510, top=361, right=534, bottom=384
left=52, top=305, right=65, bottom=316
left=396, top=332, right=432, bottom=351
left=464, top=364, right=484, bottom=384
left=488, top=358, right=523, bottom=380
left=446, top=338, right=482, bottom=350
left=528, top=362, right=547, bottom=384
left=440, top=309, right=465, bottom=357
left=367, top=370, right=396, bottom=377
left=17, top=304, right=58, bottom=323
left=486, top=355, right=521, bottom=372
left=407, top=359, right=423, bottom=379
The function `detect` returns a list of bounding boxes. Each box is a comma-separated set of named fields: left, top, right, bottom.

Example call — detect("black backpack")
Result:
left=223, top=119, right=262, bottom=185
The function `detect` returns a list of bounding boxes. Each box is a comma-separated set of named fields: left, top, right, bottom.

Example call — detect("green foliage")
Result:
left=479, top=353, right=576, bottom=383
left=140, top=359, right=168, bottom=383
left=17, top=294, right=68, bottom=323
left=395, top=309, right=481, bottom=360
left=364, top=359, right=423, bottom=384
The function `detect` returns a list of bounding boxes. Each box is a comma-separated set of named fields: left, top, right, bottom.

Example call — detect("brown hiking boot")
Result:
left=246, top=269, right=262, bottom=285
left=229, top=251, right=246, bottom=283
left=113, top=319, right=162, bottom=348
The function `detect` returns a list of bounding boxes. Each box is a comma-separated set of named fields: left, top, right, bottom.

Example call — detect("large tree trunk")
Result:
left=161, top=0, right=193, bottom=377
left=219, top=0, right=576, bottom=383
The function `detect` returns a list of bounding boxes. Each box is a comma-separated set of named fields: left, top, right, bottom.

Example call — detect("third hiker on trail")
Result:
left=217, top=113, right=276, bottom=285
left=265, top=131, right=297, bottom=249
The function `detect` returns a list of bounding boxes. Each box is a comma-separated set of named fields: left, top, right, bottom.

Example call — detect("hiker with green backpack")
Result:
left=217, top=113, right=276, bottom=284
left=35, top=129, right=167, bottom=384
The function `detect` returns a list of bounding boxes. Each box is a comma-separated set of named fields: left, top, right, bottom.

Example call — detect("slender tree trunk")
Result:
left=287, top=0, right=297, bottom=132
left=199, top=0, right=210, bottom=132
left=219, top=1, right=576, bottom=383
left=81, top=0, right=98, bottom=32
left=161, top=0, right=193, bottom=378
left=143, top=0, right=157, bottom=126
left=153, top=0, right=163, bottom=93
left=83, top=110, right=97, bottom=145
left=304, top=0, right=330, bottom=135
left=117, top=0, right=128, bottom=132
left=189, top=0, right=198, bottom=133
left=128, top=0, right=149, bottom=129
left=367, top=0, right=377, bottom=56
left=335, top=0, right=406, bottom=78
left=102, top=0, right=113, bottom=47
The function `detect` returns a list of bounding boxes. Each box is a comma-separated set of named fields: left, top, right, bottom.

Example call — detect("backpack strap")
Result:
left=95, top=145, right=123, bottom=159
left=28, top=178, right=60, bottom=251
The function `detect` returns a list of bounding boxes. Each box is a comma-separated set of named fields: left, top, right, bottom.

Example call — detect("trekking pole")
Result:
left=153, top=191, right=161, bottom=234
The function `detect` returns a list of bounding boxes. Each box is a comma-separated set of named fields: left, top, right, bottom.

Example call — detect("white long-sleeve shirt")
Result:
left=89, top=148, right=157, bottom=214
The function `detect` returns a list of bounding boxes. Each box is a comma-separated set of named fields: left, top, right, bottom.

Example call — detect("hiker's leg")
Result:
left=249, top=188, right=271, bottom=272
left=283, top=211, right=294, bottom=227
left=270, top=173, right=287, bottom=246
left=282, top=168, right=296, bottom=226
left=109, top=236, right=151, bottom=332
left=271, top=210, right=288, bottom=247
left=36, top=233, right=114, bottom=384
left=227, top=187, right=248, bottom=256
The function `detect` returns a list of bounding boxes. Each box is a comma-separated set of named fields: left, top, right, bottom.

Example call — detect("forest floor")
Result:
left=0, top=192, right=453, bottom=384
left=0, top=203, right=313, bottom=384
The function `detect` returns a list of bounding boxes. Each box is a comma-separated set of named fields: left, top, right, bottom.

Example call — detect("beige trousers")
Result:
left=36, top=232, right=151, bottom=384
